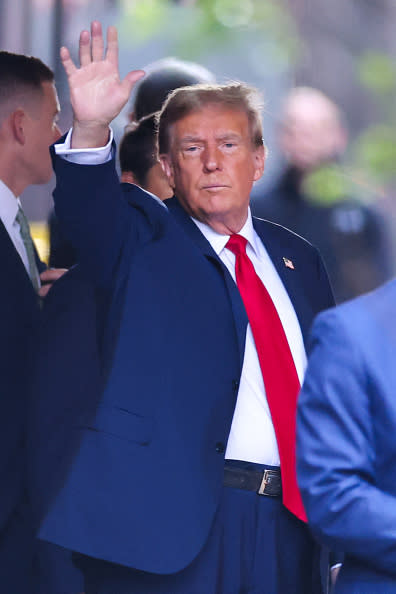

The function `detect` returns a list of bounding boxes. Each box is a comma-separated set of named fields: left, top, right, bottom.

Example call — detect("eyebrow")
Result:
left=216, top=133, right=242, bottom=142
left=179, top=136, right=203, bottom=145
left=179, top=132, right=242, bottom=145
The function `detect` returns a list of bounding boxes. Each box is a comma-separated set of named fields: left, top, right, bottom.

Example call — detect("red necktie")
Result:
left=226, top=234, right=306, bottom=522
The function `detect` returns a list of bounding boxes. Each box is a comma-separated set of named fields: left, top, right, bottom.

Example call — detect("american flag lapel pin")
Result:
left=283, top=257, right=295, bottom=270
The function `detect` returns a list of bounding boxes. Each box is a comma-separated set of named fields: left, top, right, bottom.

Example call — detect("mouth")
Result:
left=201, top=184, right=229, bottom=191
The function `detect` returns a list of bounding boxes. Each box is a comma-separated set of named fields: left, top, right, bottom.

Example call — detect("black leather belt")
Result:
left=223, top=465, right=282, bottom=497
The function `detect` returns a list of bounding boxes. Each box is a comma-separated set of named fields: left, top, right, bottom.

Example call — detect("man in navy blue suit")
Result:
left=0, top=52, right=83, bottom=592
left=35, top=22, right=334, bottom=593
left=297, top=282, right=396, bottom=593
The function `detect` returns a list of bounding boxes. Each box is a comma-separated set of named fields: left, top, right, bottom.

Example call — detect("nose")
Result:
left=202, top=144, right=222, bottom=172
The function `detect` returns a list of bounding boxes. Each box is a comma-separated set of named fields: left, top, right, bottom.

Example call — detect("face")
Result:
left=280, top=96, right=346, bottom=172
left=24, top=81, right=61, bottom=185
left=160, top=104, right=265, bottom=234
left=145, top=162, right=173, bottom=200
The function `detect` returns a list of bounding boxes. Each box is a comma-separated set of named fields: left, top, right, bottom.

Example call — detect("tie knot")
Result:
left=226, top=234, right=247, bottom=256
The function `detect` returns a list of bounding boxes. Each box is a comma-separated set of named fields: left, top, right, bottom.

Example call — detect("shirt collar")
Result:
left=191, top=207, right=260, bottom=257
left=0, top=180, right=20, bottom=229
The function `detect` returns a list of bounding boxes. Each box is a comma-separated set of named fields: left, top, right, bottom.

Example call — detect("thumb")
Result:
left=121, top=69, right=145, bottom=96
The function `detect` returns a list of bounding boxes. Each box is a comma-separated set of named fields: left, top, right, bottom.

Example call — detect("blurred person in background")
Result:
left=127, top=56, right=215, bottom=122
left=0, top=51, right=80, bottom=593
left=252, top=86, right=392, bottom=303
left=119, top=114, right=173, bottom=200
left=297, top=277, right=396, bottom=593
left=48, top=56, right=215, bottom=267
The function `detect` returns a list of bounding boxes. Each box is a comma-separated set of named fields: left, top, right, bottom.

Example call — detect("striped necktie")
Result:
left=16, top=206, right=40, bottom=292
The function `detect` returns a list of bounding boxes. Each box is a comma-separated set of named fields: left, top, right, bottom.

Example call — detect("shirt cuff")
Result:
left=54, top=128, right=114, bottom=165
left=330, top=563, right=342, bottom=571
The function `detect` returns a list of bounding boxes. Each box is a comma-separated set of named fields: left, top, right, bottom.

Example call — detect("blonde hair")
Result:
left=157, top=81, right=264, bottom=155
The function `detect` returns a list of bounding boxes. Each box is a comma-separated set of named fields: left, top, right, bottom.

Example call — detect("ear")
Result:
left=159, top=154, right=175, bottom=189
left=10, top=109, right=27, bottom=145
left=120, top=171, right=137, bottom=184
left=252, top=145, right=266, bottom=182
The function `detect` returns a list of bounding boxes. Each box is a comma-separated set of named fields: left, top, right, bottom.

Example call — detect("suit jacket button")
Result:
left=215, top=442, right=225, bottom=453
left=232, top=380, right=239, bottom=392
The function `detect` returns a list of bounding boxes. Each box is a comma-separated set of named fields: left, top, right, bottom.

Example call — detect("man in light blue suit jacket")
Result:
left=297, top=279, right=396, bottom=593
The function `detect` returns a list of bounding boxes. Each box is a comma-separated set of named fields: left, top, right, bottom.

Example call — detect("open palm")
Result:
left=61, top=21, right=144, bottom=130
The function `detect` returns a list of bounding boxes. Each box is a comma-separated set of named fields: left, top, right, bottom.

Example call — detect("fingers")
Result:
left=91, top=20, right=104, bottom=62
left=40, top=268, right=67, bottom=282
left=38, top=284, right=52, bottom=299
left=79, top=29, right=91, bottom=67
left=60, top=46, right=76, bottom=77
left=106, top=25, right=119, bottom=68
left=38, top=269, right=67, bottom=298
left=39, top=268, right=67, bottom=294
left=66, top=21, right=126, bottom=73
left=76, top=22, right=114, bottom=67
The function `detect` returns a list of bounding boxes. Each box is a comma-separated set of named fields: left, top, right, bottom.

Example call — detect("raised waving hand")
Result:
left=60, top=21, right=144, bottom=148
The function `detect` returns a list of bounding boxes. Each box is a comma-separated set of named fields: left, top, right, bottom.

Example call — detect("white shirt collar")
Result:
left=0, top=180, right=20, bottom=229
left=191, top=207, right=260, bottom=256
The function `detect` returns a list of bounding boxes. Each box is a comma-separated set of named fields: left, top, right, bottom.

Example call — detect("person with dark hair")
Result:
left=34, top=23, right=334, bottom=594
left=119, top=114, right=172, bottom=200
left=0, top=50, right=80, bottom=593
left=129, top=56, right=215, bottom=122
left=0, top=51, right=58, bottom=196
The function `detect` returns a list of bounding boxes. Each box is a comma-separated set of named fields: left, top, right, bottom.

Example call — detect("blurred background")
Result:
left=1, top=0, right=396, bottom=296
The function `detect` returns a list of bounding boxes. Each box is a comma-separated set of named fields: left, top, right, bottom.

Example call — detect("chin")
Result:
left=38, top=171, right=53, bottom=185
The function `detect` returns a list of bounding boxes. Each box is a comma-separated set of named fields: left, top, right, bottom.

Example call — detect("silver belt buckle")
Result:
left=257, top=469, right=271, bottom=496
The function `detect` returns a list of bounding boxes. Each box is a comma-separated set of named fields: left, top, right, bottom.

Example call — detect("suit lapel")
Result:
left=0, top=219, right=41, bottom=323
left=166, top=197, right=248, bottom=370
left=163, top=200, right=311, bottom=363
left=0, top=219, right=38, bottom=296
left=252, top=217, right=311, bottom=345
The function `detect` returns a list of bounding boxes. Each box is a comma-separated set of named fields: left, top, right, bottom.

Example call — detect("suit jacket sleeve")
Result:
left=51, top=144, right=139, bottom=289
left=296, top=309, right=396, bottom=576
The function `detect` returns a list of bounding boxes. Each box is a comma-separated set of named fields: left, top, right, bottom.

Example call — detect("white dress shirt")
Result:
left=193, top=214, right=307, bottom=465
left=55, top=131, right=307, bottom=466
left=0, top=179, right=40, bottom=286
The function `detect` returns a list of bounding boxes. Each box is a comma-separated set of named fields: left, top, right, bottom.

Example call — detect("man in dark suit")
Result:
left=296, top=280, right=396, bottom=593
left=251, top=87, right=392, bottom=303
left=35, top=22, right=334, bottom=593
left=0, top=51, right=82, bottom=593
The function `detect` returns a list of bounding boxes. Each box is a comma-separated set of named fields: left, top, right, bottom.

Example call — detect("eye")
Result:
left=222, top=141, right=238, bottom=150
left=182, top=144, right=202, bottom=156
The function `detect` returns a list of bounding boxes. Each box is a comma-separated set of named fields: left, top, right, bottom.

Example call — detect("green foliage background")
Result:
left=118, top=0, right=396, bottom=202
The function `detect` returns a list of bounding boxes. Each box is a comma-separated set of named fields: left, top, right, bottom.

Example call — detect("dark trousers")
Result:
left=79, top=461, right=321, bottom=594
